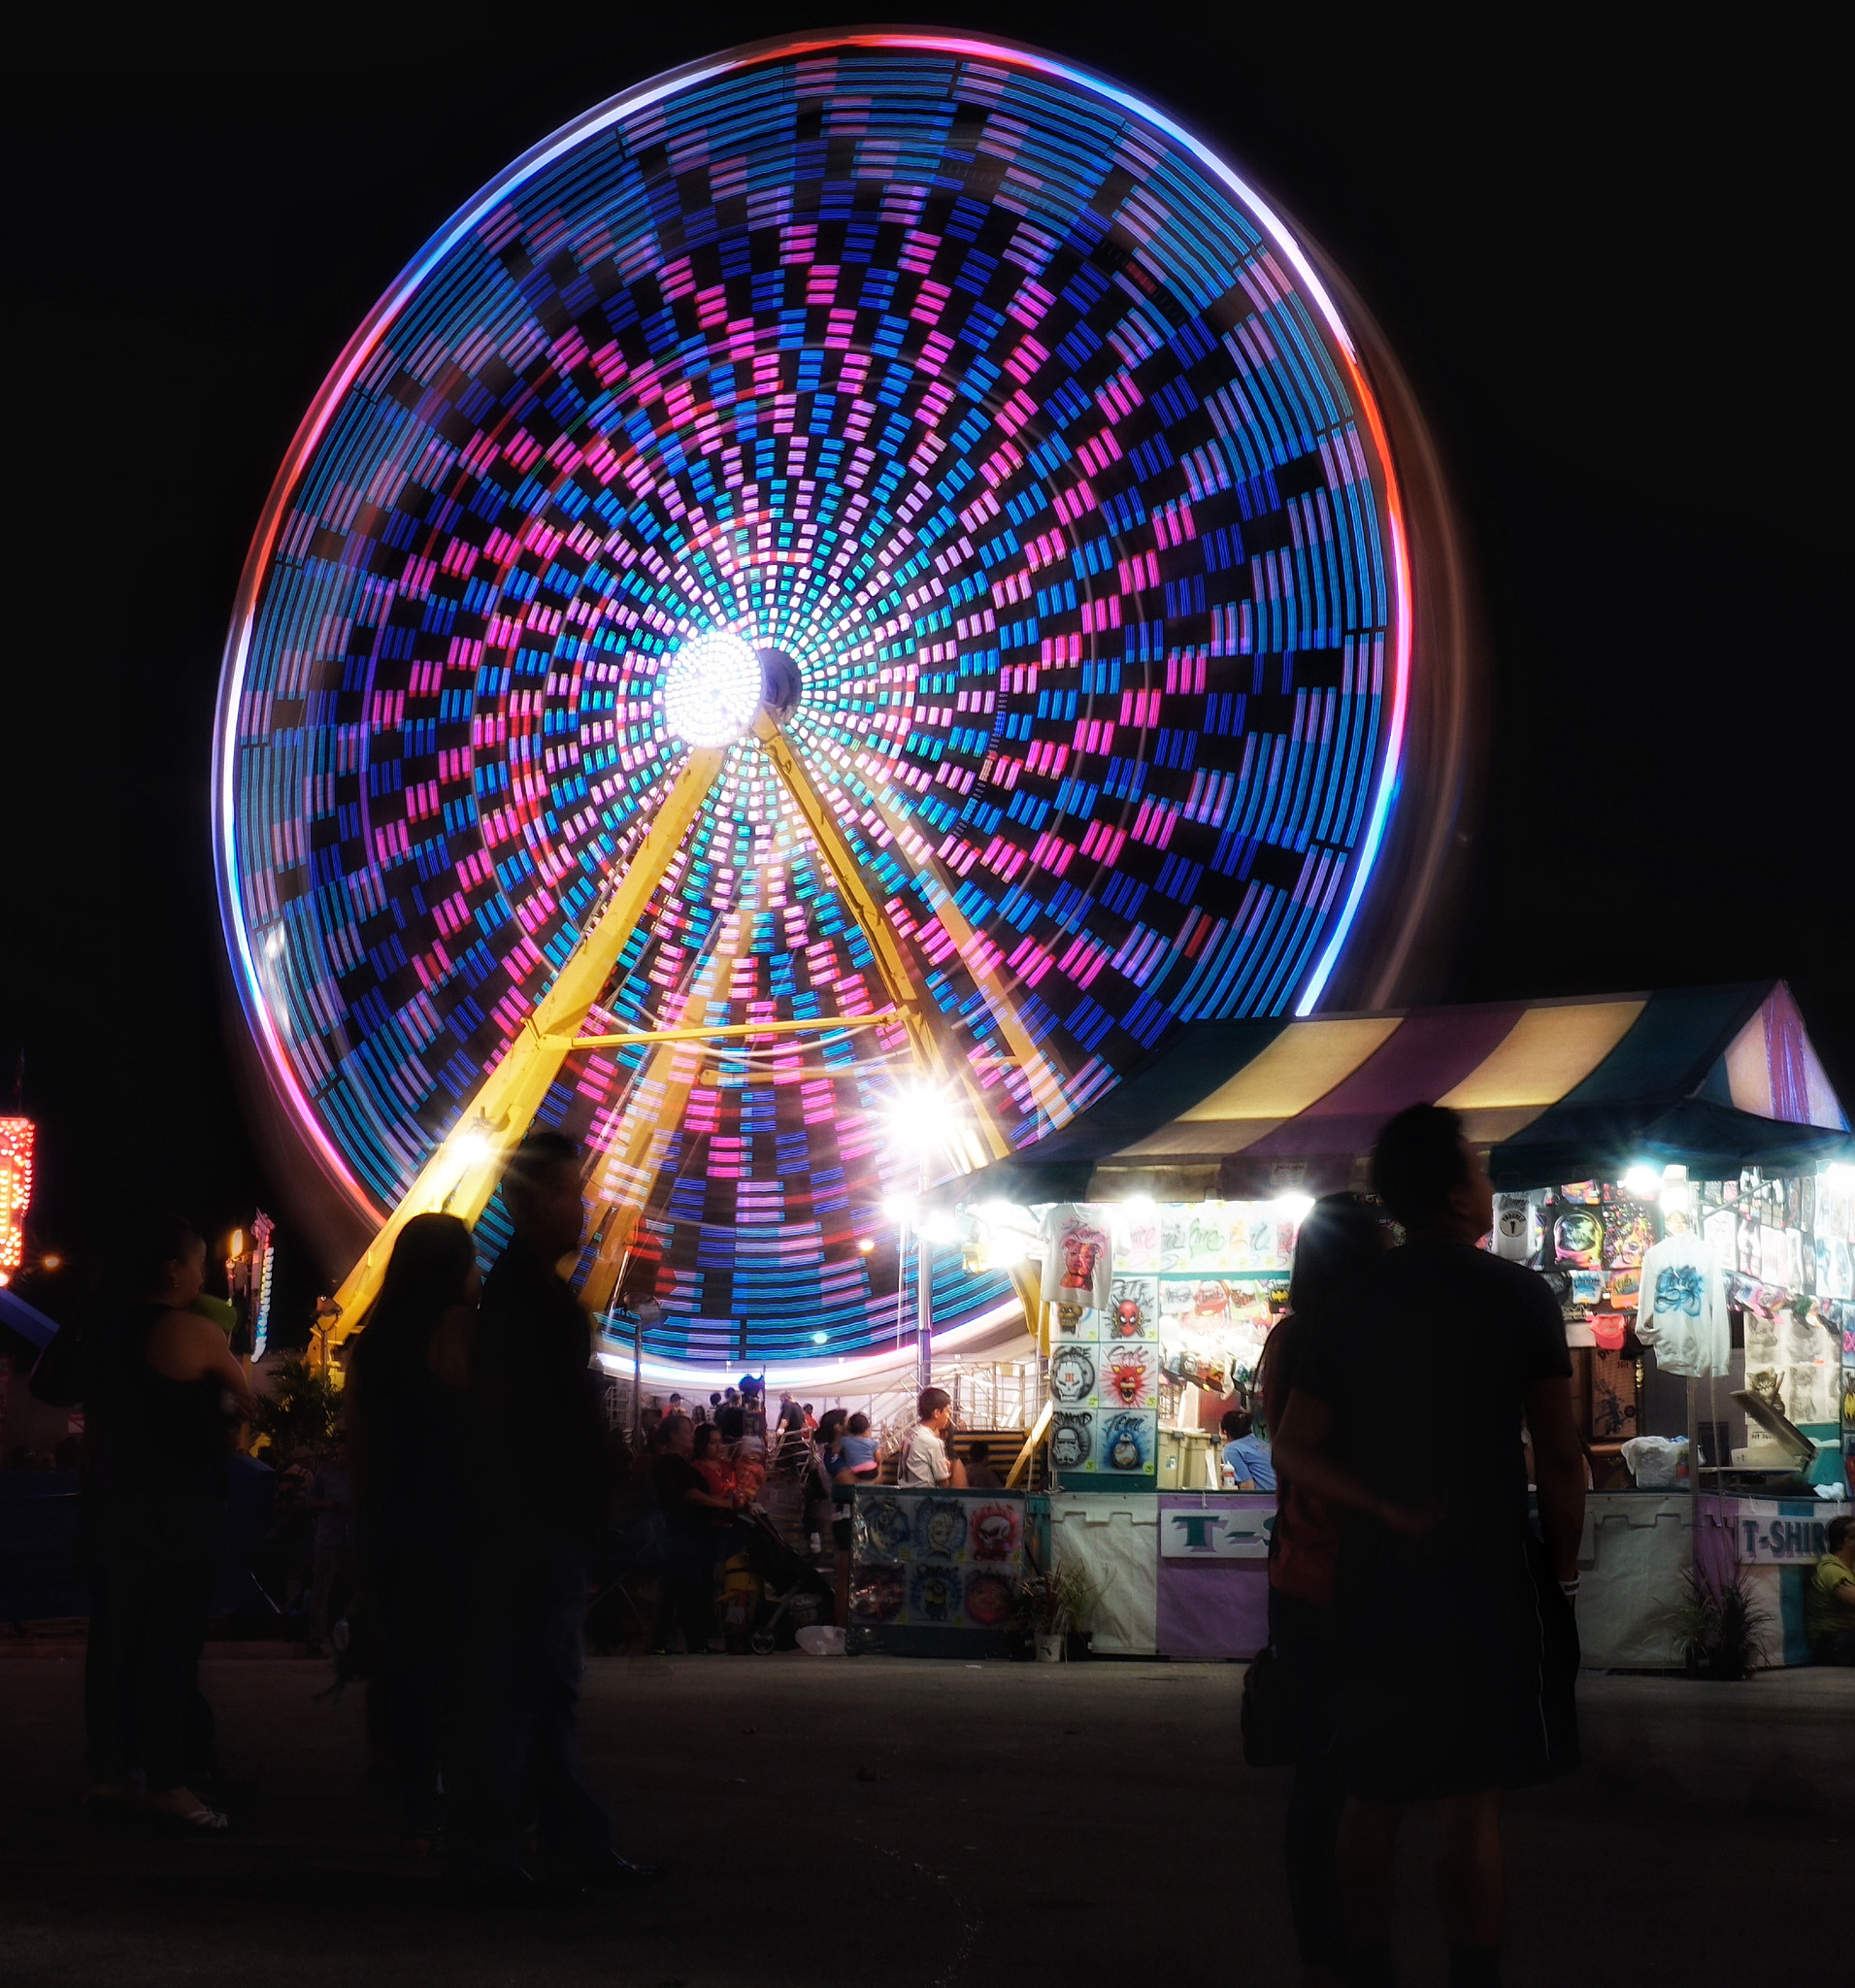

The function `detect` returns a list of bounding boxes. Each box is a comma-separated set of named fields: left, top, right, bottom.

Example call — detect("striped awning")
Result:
left=952, top=981, right=1852, bottom=1203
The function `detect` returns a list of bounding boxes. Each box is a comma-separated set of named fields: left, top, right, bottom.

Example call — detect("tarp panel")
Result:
left=1438, top=999, right=1646, bottom=1111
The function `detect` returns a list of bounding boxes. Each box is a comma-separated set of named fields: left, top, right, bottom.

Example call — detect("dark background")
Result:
left=4, top=5, right=1843, bottom=1338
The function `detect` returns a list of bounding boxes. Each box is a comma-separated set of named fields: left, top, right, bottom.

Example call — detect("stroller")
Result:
left=722, top=1509, right=834, bottom=1655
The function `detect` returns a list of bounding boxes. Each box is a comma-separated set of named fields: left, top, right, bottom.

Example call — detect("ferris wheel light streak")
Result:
left=215, top=31, right=1427, bottom=1367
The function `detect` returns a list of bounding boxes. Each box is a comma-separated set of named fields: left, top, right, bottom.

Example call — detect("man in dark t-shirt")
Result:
left=450, top=1132, right=658, bottom=1895
left=1275, top=1105, right=1584, bottom=1988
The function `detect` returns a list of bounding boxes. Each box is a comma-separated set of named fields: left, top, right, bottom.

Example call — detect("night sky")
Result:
left=4, top=6, right=1843, bottom=1336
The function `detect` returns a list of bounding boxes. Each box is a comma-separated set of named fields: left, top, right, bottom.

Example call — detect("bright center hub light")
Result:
left=661, top=630, right=762, bottom=746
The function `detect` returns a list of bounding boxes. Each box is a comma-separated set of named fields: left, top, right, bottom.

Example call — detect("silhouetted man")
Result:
left=1275, top=1105, right=1584, bottom=1988
left=450, top=1131, right=657, bottom=1896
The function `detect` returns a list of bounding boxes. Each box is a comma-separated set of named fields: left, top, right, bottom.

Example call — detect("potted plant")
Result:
left=1010, top=1563, right=1096, bottom=1662
left=1663, top=1565, right=1772, bottom=1680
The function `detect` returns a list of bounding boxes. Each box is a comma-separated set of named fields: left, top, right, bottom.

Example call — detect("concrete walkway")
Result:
left=0, top=1653, right=1846, bottom=1985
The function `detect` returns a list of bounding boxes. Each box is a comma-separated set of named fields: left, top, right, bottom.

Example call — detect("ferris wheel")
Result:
left=215, top=31, right=1435, bottom=1368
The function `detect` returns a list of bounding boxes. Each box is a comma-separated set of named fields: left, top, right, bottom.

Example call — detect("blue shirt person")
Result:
left=1219, top=1408, right=1276, bottom=1491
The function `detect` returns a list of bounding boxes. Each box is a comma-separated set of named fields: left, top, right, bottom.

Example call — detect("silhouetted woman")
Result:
left=346, top=1211, right=480, bottom=1845
left=85, top=1211, right=255, bottom=1830
left=1257, top=1192, right=1391, bottom=1988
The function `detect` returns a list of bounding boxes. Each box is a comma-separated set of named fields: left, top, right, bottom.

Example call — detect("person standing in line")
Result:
left=304, top=1437, right=357, bottom=1657
left=1220, top=1408, right=1277, bottom=1492
left=82, top=1212, right=254, bottom=1831
left=450, top=1132, right=661, bottom=1896
left=805, top=1408, right=848, bottom=1556
left=1256, top=1193, right=1393, bottom=1988
left=895, top=1388, right=969, bottom=1488
left=651, top=1413, right=737, bottom=1650
left=345, top=1212, right=480, bottom=1847
left=1273, top=1107, right=1584, bottom=1988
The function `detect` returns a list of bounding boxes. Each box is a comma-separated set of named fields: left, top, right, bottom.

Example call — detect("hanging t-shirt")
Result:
left=1040, top=1203, right=1112, bottom=1310
left=1634, top=1233, right=1728, bottom=1378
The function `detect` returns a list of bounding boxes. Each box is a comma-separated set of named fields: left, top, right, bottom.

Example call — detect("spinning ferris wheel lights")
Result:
left=212, top=29, right=1454, bottom=1364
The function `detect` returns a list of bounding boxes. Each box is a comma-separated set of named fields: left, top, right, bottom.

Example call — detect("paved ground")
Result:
left=0, top=1651, right=1847, bottom=1986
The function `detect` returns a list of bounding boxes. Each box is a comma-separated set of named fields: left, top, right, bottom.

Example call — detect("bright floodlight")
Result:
left=882, top=1079, right=953, bottom=1159
left=1622, top=1165, right=1662, bottom=1198
left=661, top=630, right=762, bottom=746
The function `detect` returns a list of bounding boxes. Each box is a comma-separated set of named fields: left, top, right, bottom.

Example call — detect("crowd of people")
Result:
left=24, top=1126, right=997, bottom=1875
left=33, top=1131, right=662, bottom=1896
left=43, top=1096, right=1845, bottom=1979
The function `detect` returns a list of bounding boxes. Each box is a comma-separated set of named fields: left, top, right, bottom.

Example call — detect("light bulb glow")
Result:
left=0, top=1119, right=35, bottom=1279
left=1273, top=1193, right=1316, bottom=1225
left=1622, top=1165, right=1662, bottom=1199
left=881, top=1080, right=958, bottom=1160
left=660, top=630, right=762, bottom=746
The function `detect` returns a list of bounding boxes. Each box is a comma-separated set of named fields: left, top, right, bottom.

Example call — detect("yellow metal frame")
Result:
left=327, top=705, right=1013, bottom=1342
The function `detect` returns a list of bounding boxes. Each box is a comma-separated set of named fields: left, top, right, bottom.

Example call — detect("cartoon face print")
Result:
left=1053, top=1302, right=1100, bottom=1340
left=970, top=1503, right=1020, bottom=1562
left=1048, top=1344, right=1097, bottom=1405
left=858, top=1497, right=911, bottom=1559
left=962, top=1571, right=1013, bottom=1628
left=1060, top=1230, right=1105, bottom=1290
left=909, top=1565, right=959, bottom=1623
left=1101, top=1412, right=1149, bottom=1473
left=1555, top=1210, right=1603, bottom=1269
left=1106, top=1345, right=1156, bottom=1408
left=913, top=1497, right=968, bottom=1559
left=851, top=1566, right=905, bottom=1621
left=1112, top=1297, right=1144, bottom=1338
left=1050, top=1412, right=1093, bottom=1469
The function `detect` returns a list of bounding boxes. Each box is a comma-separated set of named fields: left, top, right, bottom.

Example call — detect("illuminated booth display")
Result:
left=215, top=32, right=1418, bottom=1370
left=951, top=983, right=1853, bottom=1662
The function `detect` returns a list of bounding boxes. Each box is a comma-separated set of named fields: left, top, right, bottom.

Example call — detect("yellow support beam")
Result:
left=754, top=712, right=1010, bottom=1169
left=856, top=777, right=1073, bottom=1131
left=579, top=934, right=743, bottom=1316
left=566, top=1011, right=899, bottom=1050
left=1005, top=1401, right=1052, bottom=1490
left=329, top=745, right=725, bottom=1329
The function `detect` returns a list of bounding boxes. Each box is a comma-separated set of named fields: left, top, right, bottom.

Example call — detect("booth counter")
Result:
left=1049, top=1487, right=1850, bottom=1668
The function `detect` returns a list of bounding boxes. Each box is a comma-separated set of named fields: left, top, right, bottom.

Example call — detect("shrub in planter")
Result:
left=1009, top=1562, right=1098, bottom=1660
left=1663, top=1566, right=1772, bottom=1679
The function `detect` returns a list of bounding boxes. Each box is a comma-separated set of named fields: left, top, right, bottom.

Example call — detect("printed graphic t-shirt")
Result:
left=1635, top=1234, right=1728, bottom=1378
